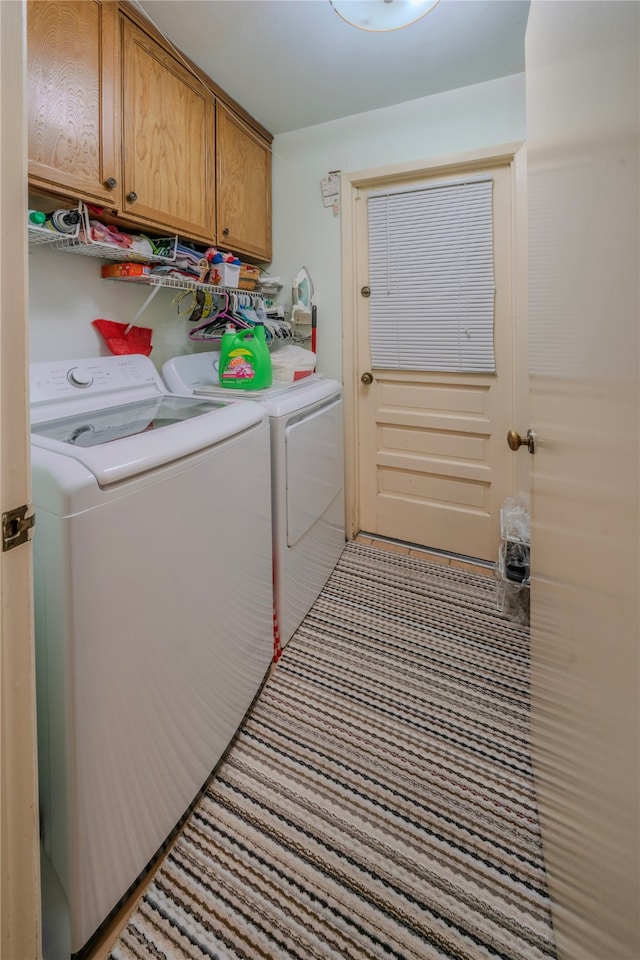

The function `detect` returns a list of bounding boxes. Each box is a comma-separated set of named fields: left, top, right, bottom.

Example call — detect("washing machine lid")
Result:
left=31, top=395, right=264, bottom=485
left=162, top=353, right=341, bottom=416
left=32, top=394, right=226, bottom=447
left=30, top=355, right=265, bottom=485
left=162, top=352, right=221, bottom=394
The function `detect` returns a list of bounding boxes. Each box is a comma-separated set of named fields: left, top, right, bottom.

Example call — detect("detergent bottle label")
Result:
left=221, top=348, right=256, bottom=381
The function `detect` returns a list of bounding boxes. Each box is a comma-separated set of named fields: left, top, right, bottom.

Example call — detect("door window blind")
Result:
left=367, top=177, right=496, bottom=373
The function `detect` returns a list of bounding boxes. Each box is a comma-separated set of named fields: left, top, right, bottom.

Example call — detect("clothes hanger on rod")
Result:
left=187, top=292, right=242, bottom=341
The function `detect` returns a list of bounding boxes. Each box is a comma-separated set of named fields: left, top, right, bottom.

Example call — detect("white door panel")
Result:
left=356, top=162, right=517, bottom=560
left=526, top=2, right=639, bottom=958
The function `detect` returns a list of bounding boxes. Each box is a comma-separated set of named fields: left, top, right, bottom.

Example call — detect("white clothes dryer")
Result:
left=30, top=355, right=274, bottom=954
left=162, top=352, right=345, bottom=652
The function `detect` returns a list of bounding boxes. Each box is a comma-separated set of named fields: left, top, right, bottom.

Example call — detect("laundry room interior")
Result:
left=3, top=2, right=638, bottom=960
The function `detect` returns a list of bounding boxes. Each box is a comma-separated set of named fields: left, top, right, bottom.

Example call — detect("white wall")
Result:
left=270, top=73, right=526, bottom=381
left=27, top=244, right=214, bottom=372
left=27, top=73, right=525, bottom=378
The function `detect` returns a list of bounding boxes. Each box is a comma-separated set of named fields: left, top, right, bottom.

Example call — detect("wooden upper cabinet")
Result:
left=216, top=103, right=272, bottom=262
left=121, top=15, right=215, bottom=243
left=27, top=0, right=120, bottom=208
left=27, top=2, right=271, bottom=257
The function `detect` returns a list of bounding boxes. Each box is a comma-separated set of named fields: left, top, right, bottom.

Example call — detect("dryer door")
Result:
left=285, top=398, right=344, bottom=547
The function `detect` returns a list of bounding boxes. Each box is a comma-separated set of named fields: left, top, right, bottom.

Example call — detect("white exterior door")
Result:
left=352, top=156, right=521, bottom=562
left=526, top=2, right=639, bottom=958
left=0, top=0, right=41, bottom=956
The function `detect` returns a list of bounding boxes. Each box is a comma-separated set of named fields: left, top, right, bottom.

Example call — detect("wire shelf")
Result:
left=102, top=272, right=265, bottom=299
left=53, top=203, right=178, bottom=264
left=148, top=275, right=252, bottom=295
left=27, top=202, right=82, bottom=246
left=28, top=224, right=70, bottom=246
left=99, top=269, right=294, bottom=344
left=56, top=236, right=178, bottom=264
left=28, top=202, right=278, bottom=307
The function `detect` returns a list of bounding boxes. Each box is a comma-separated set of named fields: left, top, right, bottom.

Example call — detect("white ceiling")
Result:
left=135, top=0, right=530, bottom=136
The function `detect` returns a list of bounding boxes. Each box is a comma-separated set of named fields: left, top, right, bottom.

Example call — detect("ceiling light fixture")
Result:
left=330, top=0, right=440, bottom=32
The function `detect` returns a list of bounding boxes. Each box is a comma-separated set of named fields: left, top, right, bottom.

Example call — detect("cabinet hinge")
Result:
left=2, top=504, right=35, bottom=552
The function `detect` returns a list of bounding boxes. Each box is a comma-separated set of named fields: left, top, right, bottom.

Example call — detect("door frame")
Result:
left=341, top=142, right=528, bottom=543
left=0, top=0, right=41, bottom=955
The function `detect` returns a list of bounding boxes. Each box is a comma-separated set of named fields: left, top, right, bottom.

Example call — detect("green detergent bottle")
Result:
left=219, top=321, right=272, bottom=390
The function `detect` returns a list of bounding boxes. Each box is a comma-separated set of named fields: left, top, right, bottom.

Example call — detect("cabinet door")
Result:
left=27, top=0, right=120, bottom=208
left=216, top=104, right=272, bottom=261
left=121, top=16, right=215, bottom=242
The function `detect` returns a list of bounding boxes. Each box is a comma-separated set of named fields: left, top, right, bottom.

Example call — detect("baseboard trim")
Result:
left=355, top=532, right=495, bottom=570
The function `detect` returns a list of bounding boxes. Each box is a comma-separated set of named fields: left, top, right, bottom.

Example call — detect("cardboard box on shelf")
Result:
left=239, top=264, right=260, bottom=290
left=101, top=263, right=152, bottom=280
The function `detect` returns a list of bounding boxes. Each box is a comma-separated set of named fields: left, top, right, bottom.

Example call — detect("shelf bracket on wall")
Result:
left=124, top=283, right=162, bottom=334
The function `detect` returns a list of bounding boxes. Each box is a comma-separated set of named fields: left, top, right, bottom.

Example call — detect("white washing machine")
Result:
left=162, top=352, right=345, bottom=651
left=30, top=354, right=274, bottom=955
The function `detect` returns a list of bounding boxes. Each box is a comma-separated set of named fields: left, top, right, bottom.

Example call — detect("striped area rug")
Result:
left=109, top=542, right=555, bottom=960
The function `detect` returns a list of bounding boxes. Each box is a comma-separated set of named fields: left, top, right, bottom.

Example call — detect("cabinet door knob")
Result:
left=222, top=227, right=229, bottom=236
left=127, top=191, right=138, bottom=204
left=105, top=177, right=117, bottom=189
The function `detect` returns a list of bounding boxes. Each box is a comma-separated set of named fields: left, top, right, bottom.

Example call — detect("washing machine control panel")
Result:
left=30, top=355, right=163, bottom=407
left=67, top=366, right=94, bottom=389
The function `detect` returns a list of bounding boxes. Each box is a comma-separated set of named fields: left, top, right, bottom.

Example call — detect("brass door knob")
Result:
left=507, top=429, right=536, bottom=454
left=105, top=177, right=117, bottom=189
left=126, top=191, right=138, bottom=203
left=361, top=372, right=373, bottom=385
